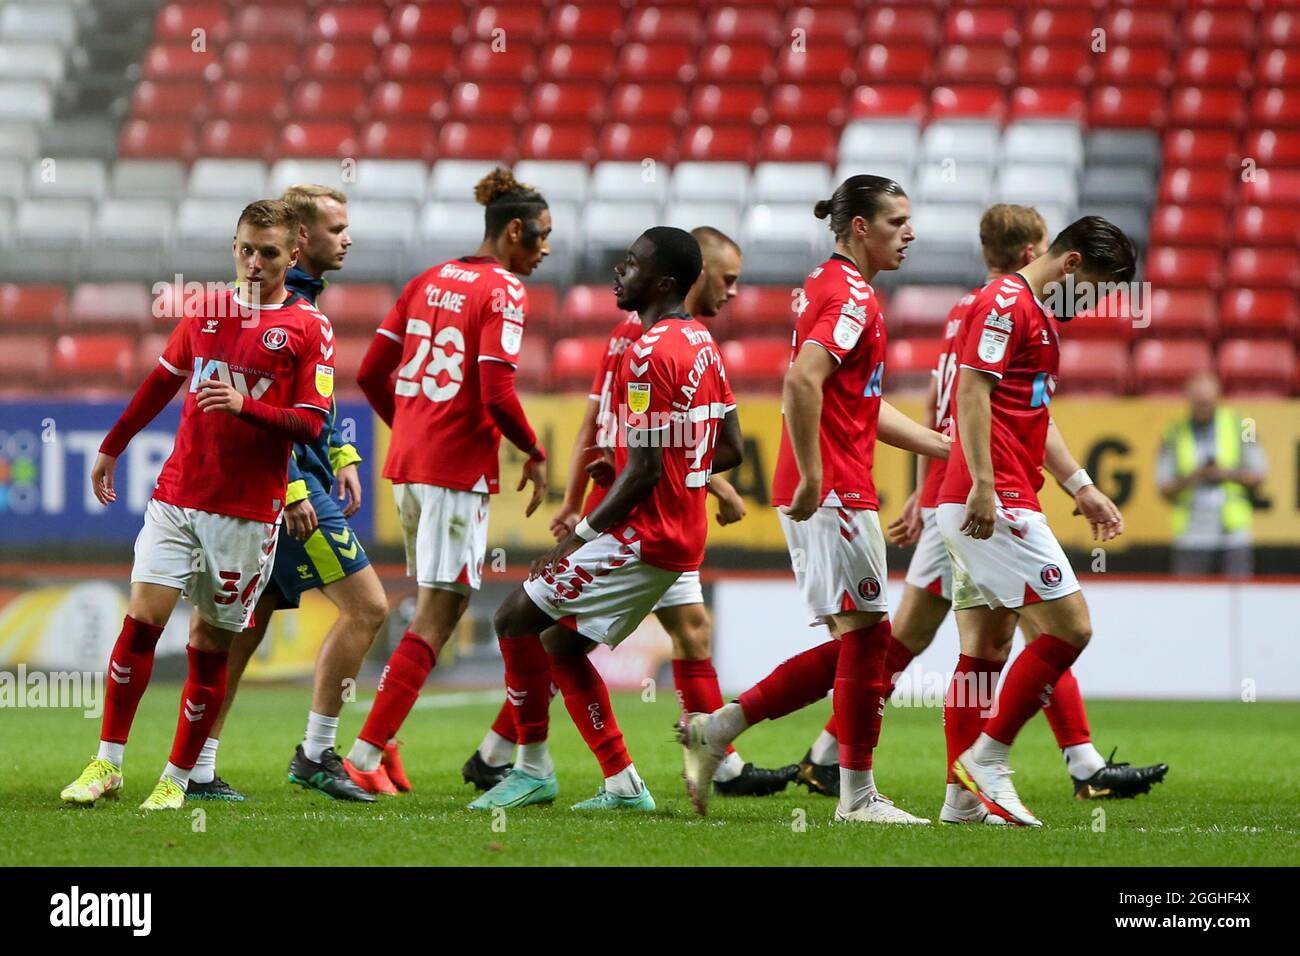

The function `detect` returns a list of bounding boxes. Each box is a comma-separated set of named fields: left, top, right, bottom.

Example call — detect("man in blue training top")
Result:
left=189, top=183, right=388, bottom=802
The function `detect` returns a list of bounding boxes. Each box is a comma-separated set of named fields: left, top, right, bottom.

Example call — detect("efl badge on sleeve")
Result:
left=627, top=381, right=651, bottom=414
left=501, top=320, right=522, bottom=356
left=315, top=363, right=335, bottom=398
left=977, top=328, right=1009, bottom=363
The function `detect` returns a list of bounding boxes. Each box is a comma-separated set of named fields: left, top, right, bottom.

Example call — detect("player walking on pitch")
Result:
left=939, top=216, right=1139, bottom=827
left=680, top=175, right=948, bottom=823
left=342, top=169, right=551, bottom=794
left=61, top=200, right=335, bottom=810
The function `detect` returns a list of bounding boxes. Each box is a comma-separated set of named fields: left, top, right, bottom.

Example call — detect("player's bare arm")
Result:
left=878, top=400, right=949, bottom=460
left=551, top=398, right=600, bottom=541
left=1044, top=418, right=1123, bottom=542
left=888, top=489, right=922, bottom=547
left=707, top=474, right=747, bottom=526
left=335, top=462, right=362, bottom=518
left=284, top=497, right=318, bottom=540
left=91, top=453, right=118, bottom=506
left=780, top=341, right=833, bottom=521
left=956, top=368, right=998, bottom=539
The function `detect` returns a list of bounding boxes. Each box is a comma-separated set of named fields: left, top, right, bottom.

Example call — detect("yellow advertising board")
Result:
left=372, top=396, right=1300, bottom=552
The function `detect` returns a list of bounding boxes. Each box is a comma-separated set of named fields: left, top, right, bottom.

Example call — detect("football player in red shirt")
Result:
left=472, top=226, right=744, bottom=812
left=938, top=216, right=1138, bottom=826
left=886, top=205, right=1166, bottom=822
left=342, top=169, right=550, bottom=793
left=680, top=176, right=949, bottom=822
left=61, top=200, right=333, bottom=810
left=463, top=227, right=798, bottom=798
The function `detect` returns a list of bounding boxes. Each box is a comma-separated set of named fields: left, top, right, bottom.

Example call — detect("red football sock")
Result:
left=738, top=639, right=839, bottom=725
left=984, top=634, right=1082, bottom=746
left=168, top=645, right=229, bottom=770
left=672, top=657, right=734, bottom=755
left=833, top=621, right=891, bottom=771
left=100, top=615, right=165, bottom=745
left=944, top=654, right=1006, bottom=782
left=549, top=652, right=630, bottom=777
left=489, top=698, right=518, bottom=744
left=357, top=631, right=436, bottom=749
left=1041, top=666, right=1092, bottom=748
left=821, top=636, right=913, bottom=743
left=499, top=633, right=551, bottom=744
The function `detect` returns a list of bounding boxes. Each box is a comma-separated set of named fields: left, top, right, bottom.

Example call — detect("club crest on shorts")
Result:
left=1040, top=564, right=1063, bottom=587
left=627, top=381, right=650, bottom=414
left=262, top=327, right=288, bottom=350
left=857, top=576, right=882, bottom=601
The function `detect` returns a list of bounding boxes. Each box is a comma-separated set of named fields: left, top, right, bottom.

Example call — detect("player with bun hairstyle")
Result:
left=342, top=168, right=552, bottom=793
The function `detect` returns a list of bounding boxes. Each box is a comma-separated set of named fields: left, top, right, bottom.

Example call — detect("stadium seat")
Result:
left=1150, top=205, right=1230, bottom=246
left=468, top=4, right=547, bottom=44
left=277, top=121, right=357, bottom=159
left=514, top=336, right=549, bottom=392
left=740, top=204, right=823, bottom=282
left=670, top=161, right=750, bottom=205
left=590, top=160, right=667, bottom=204
left=751, top=162, right=832, bottom=205
left=67, top=283, right=152, bottom=331
left=312, top=5, right=389, bottom=44
left=1217, top=339, right=1297, bottom=396
left=198, top=119, right=276, bottom=160
left=379, top=42, right=456, bottom=82
left=408, top=200, right=486, bottom=276
left=723, top=286, right=796, bottom=339
left=1245, top=129, right=1300, bottom=166
left=1098, top=4, right=1174, bottom=49
left=1147, top=288, right=1220, bottom=340
left=0, top=333, right=52, bottom=386
left=221, top=41, right=293, bottom=81
left=769, top=84, right=846, bottom=127
left=317, top=284, right=395, bottom=333
left=438, top=122, right=518, bottom=161
left=345, top=200, right=419, bottom=282
left=679, top=125, right=757, bottom=164
left=458, top=42, right=536, bottom=83
left=211, top=79, right=289, bottom=122
left=688, top=84, right=766, bottom=125
left=631, top=7, right=704, bottom=43
left=1003, top=121, right=1084, bottom=168
left=848, top=85, right=927, bottom=122
left=518, top=122, right=596, bottom=162
left=1058, top=340, right=1132, bottom=395
left=1096, top=46, right=1172, bottom=86
left=945, top=7, right=1019, bottom=46
left=446, top=82, right=527, bottom=123
left=560, top=286, right=628, bottom=335
left=1144, top=247, right=1226, bottom=290
left=110, top=160, right=188, bottom=200
left=776, top=46, right=854, bottom=87
left=1177, top=48, right=1253, bottom=87
left=330, top=336, right=371, bottom=393
left=118, top=119, right=196, bottom=160
left=1133, top=340, right=1214, bottom=394
left=188, top=159, right=268, bottom=199
left=757, top=124, right=836, bottom=165
left=993, top=164, right=1077, bottom=209
left=580, top=200, right=659, bottom=271
left=1262, top=9, right=1300, bottom=46
left=266, top=159, right=342, bottom=197
left=1024, top=10, right=1094, bottom=45
left=1163, top=129, right=1239, bottom=169
left=131, top=80, right=209, bottom=120
left=428, top=160, right=503, bottom=201
left=550, top=336, right=611, bottom=390
left=0, top=81, right=52, bottom=123
left=1005, top=86, right=1083, bottom=122
left=549, top=3, right=625, bottom=43
left=142, top=42, right=218, bottom=81
left=1220, top=288, right=1300, bottom=340
left=1252, top=87, right=1300, bottom=128
left=232, top=5, right=307, bottom=42
left=921, top=121, right=1000, bottom=166
left=839, top=120, right=919, bottom=166
left=929, top=86, right=1006, bottom=123
left=155, top=2, right=229, bottom=43
left=886, top=338, right=945, bottom=392
left=522, top=283, right=559, bottom=334
left=1241, top=168, right=1300, bottom=206
left=349, top=160, right=426, bottom=204
left=856, top=45, right=933, bottom=85
left=698, top=44, right=773, bottom=85
left=1183, top=9, right=1259, bottom=48
left=533, top=82, right=608, bottom=123
left=538, top=42, right=615, bottom=82
left=936, top=44, right=1015, bottom=86
left=719, top=338, right=790, bottom=392
left=367, top=81, right=443, bottom=121
left=785, top=6, right=862, bottom=46
left=704, top=6, right=782, bottom=45
left=0, top=284, right=68, bottom=326
left=890, top=286, right=969, bottom=339
left=863, top=6, right=940, bottom=46
left=1158, top=167, right=1236, bottom=206
left=1225, top=248, right=1300, bottom=290
left=52, top=333, right=134, bottom=386
left=1232, top=206, right=1300, bottom=246
left=663, top=201, right=742, bottom=247
left=1168, top=89, right=1247, bottom=129
left=388, top=2, right=468, bottom=42
left=1089, top=86, right=1166, bottom=128
left=304, top=43, right=379, bottom=81
left=282, top=80, right=363, bottom=121
left=358, top=121, right=437, bottom=161
left=919, top=163, right=994, bottom=205
left=1086, top=129, right=1161, bottom=169
left=1066, top=293, right=1139, bottom=343
left=617, top=42, right=694, bottom=83
left=598, top=123, right=678, bottom=162
left=1018, top=47, right=1094, bottom=86
left=26, top=159, right=107, bottom=201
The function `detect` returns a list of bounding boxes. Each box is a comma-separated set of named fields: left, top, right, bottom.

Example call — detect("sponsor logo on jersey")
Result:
left=315, top=363, right=334, bottom=398
left=190, top=357, right=273, bottom=399
left=261, top=327, right=288, bottom=350
left=1040, top=564, right=1063, bottom=587
left=833, top=314, right=864, bottom=349
left=437, top=263, right=482, bottom=283
left=202, top=318, right=220, bottom=334
left=627, top=381, right=651, bottom=414
left=857, top=576, right=882, bottom=601
left=501, top=303, right=525, bottom=323
left=501, top=320, right=522, bottom=356
left=977, top=328, right=1009, bottom=363
left=984, top=310, right=1013, bottom=332
left=840, top=300, right=867, bottom=321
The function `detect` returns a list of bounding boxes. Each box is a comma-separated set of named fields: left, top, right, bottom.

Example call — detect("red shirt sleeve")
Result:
left=292, top=306, right=334, bottom=413
left=958, top=298, right=1023, bottom=380
left=803, top=283, right=872, bottom=365
left=377, top=277, right=414, bottom=344
left=478, top=277, right=527, bottom=368
left=479, top=359, right=540, bottom=456
left=623, top=337, right=677, bottom=435
left=158, top=317, right=193, bottom=377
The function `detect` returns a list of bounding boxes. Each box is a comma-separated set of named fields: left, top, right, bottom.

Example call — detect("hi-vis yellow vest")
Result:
left=1167, top=407, right=1252, bottom=537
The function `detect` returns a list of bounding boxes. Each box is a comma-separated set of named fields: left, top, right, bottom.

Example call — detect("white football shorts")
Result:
left=779, top=505, right=889, bottom=624
left=393, top=482, right=490, bottom=593
left=903, top=507, right=953, bottom=602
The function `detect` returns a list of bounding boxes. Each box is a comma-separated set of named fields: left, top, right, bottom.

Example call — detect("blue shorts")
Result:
left=268, top=486, right=370, bottom=609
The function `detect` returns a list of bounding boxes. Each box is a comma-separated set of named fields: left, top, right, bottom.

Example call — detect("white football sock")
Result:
left=809, top=729, right=838, bottom=766
left=347, top=739, right=383, bottom=772
left=707, top=702, right=748, bottom=756
left=478, top=729, right=515, bottom=767
left=1063, top=742, right=1106, bottom=780
left=970, top=732, right=1011, bottom=766
left=713, top=750, right=744, bottom=782
left=516, top=741, right=554, bottom=779
left=302, top=712, right=338, bottom=763
left=162, top=762, right=190, bottom=791
left=838, top=768, right=876, bottom=813
left=97, top=741, right=125, bottom=768
left=189, top=737, right=219, bottom=784
left=945, top=782, right=980, bottom=810
left=605, top=763, right=644, bottom=797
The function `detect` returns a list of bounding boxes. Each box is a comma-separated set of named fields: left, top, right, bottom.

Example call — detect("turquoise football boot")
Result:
left=569, top=786, right=656, bottom=812
left=467, top=768, right=558, bottom=810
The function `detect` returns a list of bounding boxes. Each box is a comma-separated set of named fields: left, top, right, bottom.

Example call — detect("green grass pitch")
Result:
left=2, top=687, right=1297, bottom=867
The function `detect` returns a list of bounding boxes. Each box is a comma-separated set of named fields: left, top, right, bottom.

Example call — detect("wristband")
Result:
left=1063, top=468, right=1093, bottom=496
left=574, top=517, right=600, bottom=542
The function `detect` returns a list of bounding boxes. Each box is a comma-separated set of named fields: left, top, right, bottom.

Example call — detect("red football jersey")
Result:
left=377, top=256, right=529, bottom=493
left=918, top=286, right=980, bottom=509
left=772, top=253, right=887, bottom=511
left=609, top=315, right=734, bottom=572
left=583, top=314, right=644, bottom=515
left=153, top=288, right=333, bottom=522
left=938, top=272, right=1060, bottom=513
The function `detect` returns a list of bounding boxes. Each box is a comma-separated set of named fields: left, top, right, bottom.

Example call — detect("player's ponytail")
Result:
left=475, top=167, right=548, bottom=245
left=814, top=175, right=906, bottom=242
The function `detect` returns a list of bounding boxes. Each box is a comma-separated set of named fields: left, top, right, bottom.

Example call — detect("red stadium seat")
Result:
left=1217, top=339, right=1297, bottom=396
left=52, top=334, right=134, bottom=386
left=312, top=5, right=389, bottom=44
left=1252, top=87, right=1300, bottom=128
left=630, top=7, right=704, bottom=43
left=1058, top=340, right=1132, bottom=395
left=679, top=124, right=757, bottom=163
left=776, top=46, right=854, bottom=86
left=1169, top=88, right=1247, bottom=129
left=890, top=286, right=969, bottom=339
left=702, top=6, right=780, bottom=44
left=688, top=84, right=766, bottom=125
left=118, top=119, right=196, bottom=160
left=330, top=336, right=371, bottom=393
left=222, top=41, right=294, bottom=81
left=1065, top=295, right=1138, bottom=343
left=468, top=4, right=547, bottom=44
left=1220, top=288, right=1300, bottom=340
left=1147, top=288, right=1220, bottom=340
left=1225, top=248, right=1300, bottom=290
left=720, top=338, right=790, bottom=391
left=277, top=121, right=357, bottom=159
left=1240, top=168, right=1300, bottom=206
left=887, top=338, right=945, bottom=391
left=1023, top=10, right=1093, bottom=45
left=550, top=337, right=609, bottom=390
left=1163, top=129, right=1240, bottom=168
left=598, top=122, right=678, bottom=161
left=725, top=286, right=798, bottom=338
left=447, top=82, right=526, bottom=122
left=1244, top=129, right=1300, bottom=166
left=1260, top=48, right=1300, bottom=86
left=1149, top=205, right=1230, bottom=246
left=534, top=82, right=608, bottom=123
left=1102, top=7, right=1176, bottom=46
left=288, top=81, right=365, bottom=121
left=132, top=80, right=209, bottom=120
left=458, top=42, right=536, bottom=82
left=388, top=2, right=467, bottom=42
left=848, top=85, right=928, bottom=121
left=211, top=80, right=287, bottom=121
left=518, top=122, right=597, bottom=162
left=523, top=284, right=559, bottom=335
left=0, top=284, right=68, bottom=326
left=1089, top=86, right=1166, bottom=128
left=785, top=6, right=861, bottom=45
left=142, top=42, right=219, bottom=82
left=856, top=45, right=933, bottom=85
left=617, top=42, right=694, bottom=83
left=1233, top=206, right=1300, bottom=246
left=1176, top=48, right=1252, bottom=88
left=514, top=337, right=549, bottom=392
left=1018, top=46, right=1094, bottom=86
left=199, top=119, right=276, bottom=160
left=232, top=5, right=307, bottom=42
left=699, top=44, right=774, bottom=85
left=438, top=122, right=518, bottom=161
left=929, top=86, right=1006, bottom=122
left=67, top=284, right=152, bottom=331
left=758, top=124, right=836, bottom=164
left=560, top=286, right=629, bottom=335
left=770, top=84, right=847, bottom=126
left=318, top=284, right=395, bottom=334
left=134, top=333, right=167, bottom=380
left=378, top=42, right=456, bottom=81
left=1262, top=9, right=1300, bottom=46
left=367, top=81, right=446, bottom=120
left=1183, top=9, right=1259, bottom=48
left=539, top=43, right=616, bottom=82
left=1009, top=86, right=1085, bottom=122
left=936, top=44, right=1016, bottom=86
left=607, top=83, right=682, bottom=124
left=1144, top=247, right=1226, bottom=290
left=1096, top=46, right=1172, bottom=86
left=944, top=7, right=1020, bottom=45
left=358, top=120, right=437, bottom=161
left=863, top=7, right=940, bottom=46
left=1158, top=168, right=1237, bottom=206
left=304, top=43, right=379, bottom=81
left=155, top=3, right=229, bottom=43
left=1132, top=340, right=1214, bottom=394
left=549, top=3, right=625, bottom=43
left=0, top=334, right=52, bottom=386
